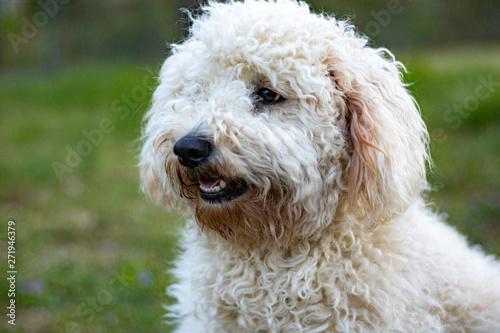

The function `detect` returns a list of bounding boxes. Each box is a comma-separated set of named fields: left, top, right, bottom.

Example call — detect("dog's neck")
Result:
left=193, top=210, right=375, bottom=260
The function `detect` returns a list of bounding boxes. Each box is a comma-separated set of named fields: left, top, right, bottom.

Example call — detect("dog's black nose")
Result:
left=173, top=136, right=212, bottom=168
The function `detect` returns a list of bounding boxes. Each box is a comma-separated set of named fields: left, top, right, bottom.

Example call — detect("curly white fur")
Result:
left=139, top=0, right=500, bottom=331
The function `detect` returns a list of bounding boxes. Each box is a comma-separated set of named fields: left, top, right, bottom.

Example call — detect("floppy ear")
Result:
left=330, top=46, right=429, bottom=228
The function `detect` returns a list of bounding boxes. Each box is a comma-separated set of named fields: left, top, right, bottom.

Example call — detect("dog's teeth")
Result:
left=200, top=184, right=222, bottom=193
left=199, top=179, right=227, bottom=193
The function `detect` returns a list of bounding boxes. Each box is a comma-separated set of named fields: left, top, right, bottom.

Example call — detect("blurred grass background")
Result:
left=0, top=0, right=499, bottom=332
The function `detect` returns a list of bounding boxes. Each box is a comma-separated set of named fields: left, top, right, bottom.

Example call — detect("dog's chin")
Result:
left=198, top=177, right=248, bottom=204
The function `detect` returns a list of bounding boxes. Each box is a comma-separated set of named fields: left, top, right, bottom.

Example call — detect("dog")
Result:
left=139, top=0, right=500, bottom=331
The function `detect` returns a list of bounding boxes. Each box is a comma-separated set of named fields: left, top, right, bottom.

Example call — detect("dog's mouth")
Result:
left=198, top=177, right=248, bottom=204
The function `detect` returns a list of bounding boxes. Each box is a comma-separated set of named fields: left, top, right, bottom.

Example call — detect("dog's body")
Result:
left=140, top=1, right=500, bottom=331
left=167, top=203, right=500, bottom=332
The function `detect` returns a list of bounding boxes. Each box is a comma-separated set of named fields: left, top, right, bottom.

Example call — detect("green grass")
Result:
left=403, top=47, right=500, bottom=254
left=1, top=48, right=499, bottom=332
left=0, top=63, right=179, bottom=332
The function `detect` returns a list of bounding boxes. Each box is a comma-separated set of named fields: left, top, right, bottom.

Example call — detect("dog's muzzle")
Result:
left=173, top=135, right=248, bottom=204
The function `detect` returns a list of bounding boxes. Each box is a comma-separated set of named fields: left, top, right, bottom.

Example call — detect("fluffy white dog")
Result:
left=140, top=0, right=500, bottom=331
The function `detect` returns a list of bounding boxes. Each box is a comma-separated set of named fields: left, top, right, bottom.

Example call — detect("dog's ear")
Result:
left=329, top=47, right=429, bottom=228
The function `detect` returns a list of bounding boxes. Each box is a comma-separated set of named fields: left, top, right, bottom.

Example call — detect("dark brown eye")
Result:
left=256, top=88, right=284, bottom=104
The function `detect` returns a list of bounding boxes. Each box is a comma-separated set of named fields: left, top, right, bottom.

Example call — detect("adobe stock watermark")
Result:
left=430, top=74, right=499, bottom=146
left=8, top=0, right=69, bottom=54
left=63, top=269, right=134, bottom=333
left=52, top=67, right=157, bottom=182
left=364, top=0, right=407, bottom=37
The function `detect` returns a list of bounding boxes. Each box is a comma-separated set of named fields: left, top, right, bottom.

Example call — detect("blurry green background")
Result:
left=0, top=0, right=499, bottom=332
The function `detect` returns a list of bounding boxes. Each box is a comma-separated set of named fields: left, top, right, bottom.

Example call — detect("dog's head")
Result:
left=140, top=0, right=428, bottom=246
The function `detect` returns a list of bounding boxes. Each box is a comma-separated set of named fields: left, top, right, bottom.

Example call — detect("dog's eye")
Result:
left=256, top=88, right=284, bottom=104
